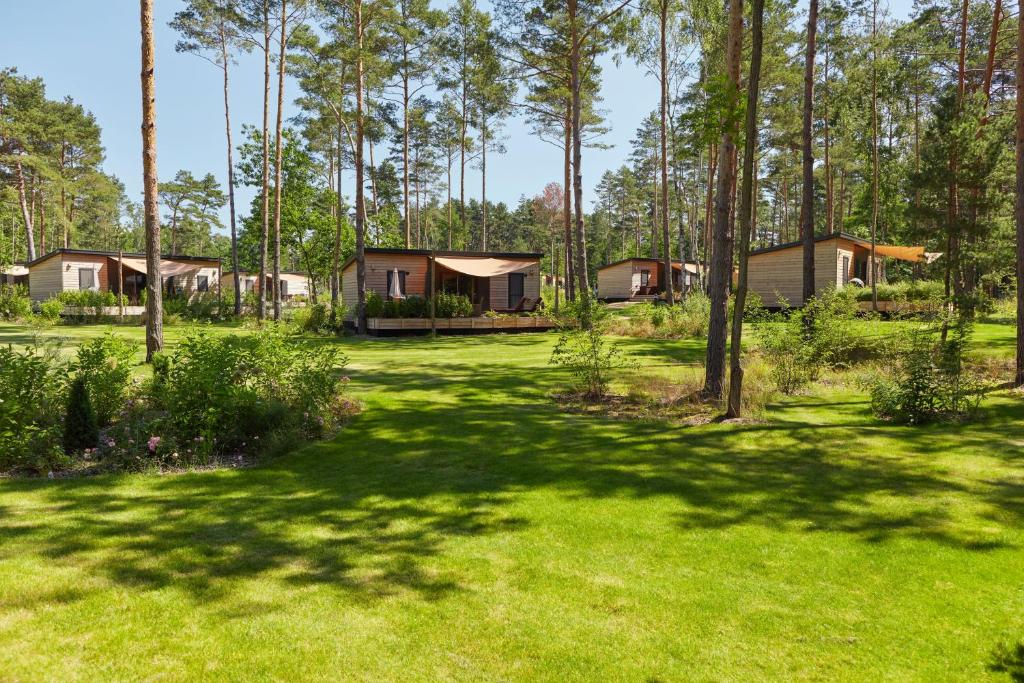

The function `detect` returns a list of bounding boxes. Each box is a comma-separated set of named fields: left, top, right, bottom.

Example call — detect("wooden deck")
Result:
left=362, top=316, right=557, bottom=335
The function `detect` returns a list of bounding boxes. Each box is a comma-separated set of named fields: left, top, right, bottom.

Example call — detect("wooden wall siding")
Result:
left=174, top=264, right=220, bottom=297
left=598, top=262, right=635, bottom=299
left=598, top=260, right=664, bottom=299
left=488, top=261, right=540, bottom=310
left=748, top=240, right=842, bottom=307
left=29, top=253, right=111, bottom=301
left=341, top=253, right=429, bottom=312
left=28, top=256, right=64, bottom=301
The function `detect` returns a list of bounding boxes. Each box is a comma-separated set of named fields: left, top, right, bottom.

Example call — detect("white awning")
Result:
left=434, top=256, right=534, bottom=277
left=115, top=257, right=201, bottom=277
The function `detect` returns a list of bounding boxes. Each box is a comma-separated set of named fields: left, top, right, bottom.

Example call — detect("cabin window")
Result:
left=386, top=270, right=408, bottom=300
left=197, top=275, right=209, bottom=292
left=855, top=259, right=868, bottom=281
left=508, top=272, right=525, bottom=308
left=640, top=270, right=650, bottom=287
left=280, top=280, right=288, bottom=297
left=243, top=278, right=254, bottom=293
left=78, top=268, right=97, bottom=291
left=842, top=256, right=850, bottom=285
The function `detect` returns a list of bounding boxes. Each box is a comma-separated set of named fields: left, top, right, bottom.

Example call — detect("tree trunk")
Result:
left=563, top=102, right=575, bottom=301
left=569, top=0, right=591, bottom=322
left=659, top=0, right=674, bottom=305
left=14, top=162, right=36, bottom=262
left=870, top=0, right=880, bottom=312
left=481, top=115, right=488, bottom=250
left=1016, top=0, right=1024, bottom=386
left=702, top=0, right=742, bottom=400
left=258, top=1, right=271, bottom=321
left=447, top=146, right=453, bottom=248
left=823, top=38, right=832, bottom=236
left=220, top=24, right=241, bottom=316
left=355, top=0, right=368, bottom=334
left=403, top=55, right=411, bottom=247
left=459, top=47, right=468, bottom=231
left=728, top=0, right=764, bottom=418
left=331, top=123, right=343, bottom=325
left=801, top=0, right=818, bottom=306
left=271, top=0, right=287, bottom=321
left=140, top=0, right=163, bottom=361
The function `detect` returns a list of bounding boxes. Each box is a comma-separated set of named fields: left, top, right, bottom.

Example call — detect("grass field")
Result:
left=1, top=320, right=1023, bottom=680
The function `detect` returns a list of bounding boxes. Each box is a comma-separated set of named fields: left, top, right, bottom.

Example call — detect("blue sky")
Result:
left=2, top=0, right=913, bottom=228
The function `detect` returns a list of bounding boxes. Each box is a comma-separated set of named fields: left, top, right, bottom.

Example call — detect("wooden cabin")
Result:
left=340, top=248, right=542, bottom=316
left=747, top=233, right=937, bottom=307
left=222, top=271, right=312, bottom=301
left=597, top=257, right=702, bottom=302
left=1, top=264, right=29, bottom=288
left=26, top=249, right=220, bottom=303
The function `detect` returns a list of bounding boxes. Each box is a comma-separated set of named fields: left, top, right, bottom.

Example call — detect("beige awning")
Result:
left=871, top=245, right=941, bottom=263
left=115, top=257, right=201, bottom=277
left=671, top=262, right=702, bottom=274
left=434, top=256, right=533, bottom=277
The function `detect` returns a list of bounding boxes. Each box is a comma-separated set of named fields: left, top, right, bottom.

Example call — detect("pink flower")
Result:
left=148, top=436, right=161, bottom=453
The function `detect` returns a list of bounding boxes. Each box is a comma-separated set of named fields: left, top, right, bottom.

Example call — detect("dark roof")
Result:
left=27, top=248, right=221, bottom=268
left=341, top=248, right=543, bottom=273
left=597, top=257, right=697, bottom=271
left=748, top=232, right=877, bottom=257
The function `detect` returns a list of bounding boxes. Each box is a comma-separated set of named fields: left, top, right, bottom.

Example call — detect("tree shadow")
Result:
left=1, top=332, right=1022, bottom=611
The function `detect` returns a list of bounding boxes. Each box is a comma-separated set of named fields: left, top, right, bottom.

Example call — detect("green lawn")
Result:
left=1, top=321, right=1023, bottom=680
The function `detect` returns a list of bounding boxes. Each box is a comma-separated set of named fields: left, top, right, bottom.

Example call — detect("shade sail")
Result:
left=115, top=257, right=201, bottom=277
left=433, top=256, right=533, bottom=277
left=871, top=245, right=942, bottom=264
left=671, top=262, right=702, bottom=274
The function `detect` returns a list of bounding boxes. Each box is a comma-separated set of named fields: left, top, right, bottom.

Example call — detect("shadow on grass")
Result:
left=1, top=331, right=1022, bottom=609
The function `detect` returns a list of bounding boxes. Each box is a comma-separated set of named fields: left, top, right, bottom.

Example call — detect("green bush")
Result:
left=0, top=343, right=68, bottom=474
left=868, top=316, right=986, bottom=425
left=550, top=298, right=630, bottom=399
left=292, top=302, right=332, bottom=333
left=162, top=291, right=220, bottom=321
left=0, top=284, right=32, bottom=320
left=56, top=289, right=125, bottom=309
left=434, top=292, right=473, bottom=318
left=755, top=288, right=878, bottom=394
left=153, top=326, right=351, bottom=463
left=853, top=280, right=945, bottom=302
left=364, top=290, right=384, bottom=318
left=73, top=333, right=137, bottom=426
left=38, top=297, right=63, bottom=323
left=63, top=376, right=99, bottom=454
left=401, top=295, right=429, bottom=318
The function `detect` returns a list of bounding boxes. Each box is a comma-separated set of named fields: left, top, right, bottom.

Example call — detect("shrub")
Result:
left=63, top=376, right=99, bottom=454
left=434, top=292, right=473, bottom=318
left=38, top=297, right=63, bottom=323
left=550, top=298, right=631, bottom=399
left=74, top=333, right=137, bottom=425
left=364, top=290, right=384, bottom=318
left=868, top=316, right=986, bottom=424
left=401, top=295, right=429, bottom=318
left=0, top=284, right=32, bottom=320
left=153, top=326, right=351, bottom=462
left=755, top=288, right=877, bottom=394
left=292, top=302, right=332, bottom=332
left=0, top=343, right=67, bottom=474
left=853, top=279, right=944, bottom=302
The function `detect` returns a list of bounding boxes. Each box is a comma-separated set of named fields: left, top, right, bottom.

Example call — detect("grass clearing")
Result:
left=0, top=320, right=1022, bottom=680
